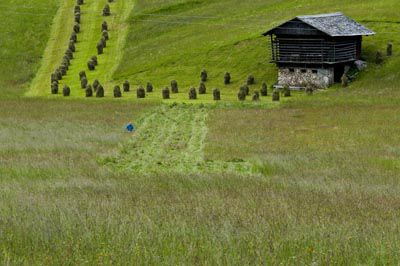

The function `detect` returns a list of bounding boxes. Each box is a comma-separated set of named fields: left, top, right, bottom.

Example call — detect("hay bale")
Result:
left=162, top=87, right=170, bottom=99
left=61, top=61, right=69, bottom=71
left=224, top=72, right=231, bottom=85
left=272, top=89, right=280, bottom=101
left=103, top=4, right=111, bottom=16
left=252, top=91, right=260, bottom=101
left=63, top=85, right=70, bottom=96
left=146, top=82, right=153, bottom=92
left=74, top=5, right=80, bottom=13
left=213, top=88, right=221, bottom=101
left=69, top=41, right=76, bottom=53
left=200, top=69, right=207, bottom=82
left=260, top=82, right=268, bottom=96
left=87, top=60, right=95, bottom=71
left=137, top=86, right=146, bottom=98
left=77, top=0, right=84, bottom=5
left=65, top=49, right=73, bottom=60
left=92, top=79, right=100, bottom=91
left=114, top=86, right=122, bottom=98
left=51, top=82, right=58, bottom=94
left=341, top=74, right=349, bottom=87
left=100, top=37, right=107, bottom=48
left=85, top=85, right=93, bottom=97
left=70, top=32, right=77, bottom=43
left=79, top=70, right=86, bottom=81
left=102, top=30, right=109, bottom=41
left=102, top=21, right=108, bottom=32
left=189, top=87, right=197, bottom=100
left=51, top=73, right=58, bottom=83
left=387, top=42, right=393, bottom=57
left=73, top=23, right=80, bottom=33
left=247, top=75, right=255, bottom=85
left=375, top=51, right=384, bottom=64
left=237, top=89, right=246, bottom=101
left=198, top=82, right=206, bottom=94
left=88, top=56, right=96, bottom=67
left=75, top=12, right=81, bottom=23
left=123, top=80, right=130, bottom=92
left=240, top=85, right=249, bottom=96
left=305, top=87, right=313, bottom=95
left=97, top=42, right=104, bottom=55
left=282, top=86, right=291, bottom=97
left=81, top=77, right=88, bottom=89
left=96, top=85, right=104, bottom=97
left=171, top=80, right=178, bottom=93
left=59, top=65, right=67, bottom=76
left=62, top=58, right=70, bottom=68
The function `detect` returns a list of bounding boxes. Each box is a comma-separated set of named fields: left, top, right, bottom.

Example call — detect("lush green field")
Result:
left=1, top=0, right=400, bottom=264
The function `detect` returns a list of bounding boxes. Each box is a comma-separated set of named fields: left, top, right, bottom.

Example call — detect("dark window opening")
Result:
left=301, top=69, right=307, bottom=73
left=312, top=69, right=318, bottom=74
left=289, top=68, right=295, bottom=73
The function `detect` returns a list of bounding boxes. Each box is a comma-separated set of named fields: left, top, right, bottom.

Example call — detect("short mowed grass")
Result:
left=1, top=0, right=400, bottom=264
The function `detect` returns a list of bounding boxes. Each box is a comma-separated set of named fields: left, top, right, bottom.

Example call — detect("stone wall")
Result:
left=278, top=67, right=334, bottom=88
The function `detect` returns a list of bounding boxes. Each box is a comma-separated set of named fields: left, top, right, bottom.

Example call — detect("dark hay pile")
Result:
left=102, top=21, right=108, bottom=32
left=85, top=85, right=93, bottom=97
left=171, top=80, right=178, bottom=93
left=93, top=79, right=100, bottom=91
left=91, top=56, right=98, bottom=66
left=247, top=75, right=255, bottom=85
left=282, top=86, right=291, bottom=97
left=65, top=49, right=73, bottom=60
left=75, top=12, right=81, bottom=23
left=74, top=23, right=80, bottom=33
left=96, top=85, right=104, bottom=97
left=198, top=82, right=206, bottom=94
left=77, top=0, right=84, bottom=5
left=375, top=51, right=384, bottom=64
left=51, top=82, right=58, bottom=94
left=54, top=69, right=62, bottom=80
left=79, top=70, right=86, bottom=81
left=59, top=65, right=67, bottom=76
left=387, top=43, right=393, bottom=56
left=240, top=85, right=249, bottom=96
left=100, top=37, right=107, bottom=48
left=261, top=82, right=268, bottom=96
left=306, top=87, right=313, bottom=95
left=200, top=69, right=208, bottom=82
left=123, top=80, right=130, bottom=92
left=224, top=72, right=231, bottom=85
left=213, top=88, right=221, bottom=101
left=252, top=91, right=260, bottom=101
left=51, top=73, right=58, bottom=83
left=70, top=32, right=77, bottom=43
left=137, top=86, right=146, bottom=98
left=97, top=42, right=104, bottom=55
left=237, top=88, right=246, bottom=101
left=103, top=4, right=111, bottom=16
left=162, top=87, right=170, bottom=99
left=272, top=89, right=280, bottom=101
left=61, top=61, right=68, bottom=71
left=114, top=86, right=122, bottom=98
left=189, top=87, right=197, bottom=100
left=146, top=82, right=153, bottom=92
left=341, top=74, right=349, bottom=87
left=87, top=60, right=95, bottom=71
left=62, top=57, right=70, bottom=67
left=74, top=5, right=80, bottom=13
left=102, top=30, right=109, bottom=41
left=69, top=41, right=76, bottom=52
left=63, top=85, right=70, bottom=96
left=81, top=77, right=88, bottom=88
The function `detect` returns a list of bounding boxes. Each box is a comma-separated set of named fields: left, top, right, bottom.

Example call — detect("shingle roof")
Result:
left=264, top=12, right=375, bottom=37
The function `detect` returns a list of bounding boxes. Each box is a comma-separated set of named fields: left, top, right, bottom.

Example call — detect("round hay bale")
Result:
left=260, top=82, right=268, bottom=96
left=87, top=60, right=95, bottom=71
left=189, top=87, right=197, bottom=100
left=102, top=30, right=109, bottom=41
left=91, top=56, right=98, bottom=66
left=73, top=23, right=80, bottom=33
left=74, top=5, right=81, bottom=13
left=103, top=4, right=111, bottom=16
left=114, top=86, right=122, bottom=98
left=198, top=82, right=206, bottom=94
left=100, top=37, right=107, bottom=48
left=81, top=77, right=88, bottom=89
left=213, top=88, right=221, bottom=101
left=200, top=69, right=207, bottom=82
left=137, top=86, right=146, bottom=98
left=252, top=91, right=260, bottom=101
left=102, top=21, right=108, bottom=32
left=77, top=0, right=84, bottom=5
left=59, top=65, right=67, bottom=76
left=74, top=12, right=81, bottom=23
left=282, top=86, right=291, bottom=97
left=146, top=82, right=153, bottom=92
left=272, top=89, right=280, bottom=101
left=96, top=85, right=104, bottom=97
left=51, top=82, right=58, bottom=94
left=123, top=80, right=130, bottom=92
left=85, top=85, right=93, bottom=97
left=97, top=42, right=104, bottom=55
left=224, top=72, right=231, bottom=85
left=171, top=80, right=178, bottom=93
left=63, top=85, right=70, bottom=96
left=375, top=51, right=384, bottom=64
left=247, top=75, right=255, bottom=85
left=387, top=42, right=393, bottom=57
left=79, top=70, right=86, bottom=81
left=69, top=41, right=76, bottom=52
left=240, top=85, right=249, bottom=96
left=341, top=74, right=349, bottom=87
left=70, top=32, right=77, bottom=43
left=237, top=89, right=246, bottom=101
left=162, top=87, right=170, bottom=99
left=92, top=79, right=100, bottom=91
left=305, top=87, right=313, bottom=95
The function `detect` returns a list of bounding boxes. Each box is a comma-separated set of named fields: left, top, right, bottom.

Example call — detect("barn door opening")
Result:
left=334, top=65, right=345, bottom=82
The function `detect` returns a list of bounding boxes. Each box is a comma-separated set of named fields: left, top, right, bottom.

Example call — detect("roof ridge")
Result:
left=297, top=12, right=343, bottom=19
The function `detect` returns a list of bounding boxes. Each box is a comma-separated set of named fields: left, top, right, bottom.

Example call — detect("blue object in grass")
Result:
left=126, top=123, right=135, bottom=132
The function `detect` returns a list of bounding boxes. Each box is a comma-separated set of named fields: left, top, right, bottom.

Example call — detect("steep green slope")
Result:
left=0, top=0, right=59, bottom=97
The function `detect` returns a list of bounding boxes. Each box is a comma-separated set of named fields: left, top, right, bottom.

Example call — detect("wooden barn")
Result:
left=263, top=12, right=375, bottom=88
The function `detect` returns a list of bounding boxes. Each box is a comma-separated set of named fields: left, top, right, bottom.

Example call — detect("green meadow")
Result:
left=1, top=0, right=400, bottom=264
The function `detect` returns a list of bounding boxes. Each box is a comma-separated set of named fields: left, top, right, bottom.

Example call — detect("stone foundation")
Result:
left=278, top=67, right=334, bottom=88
